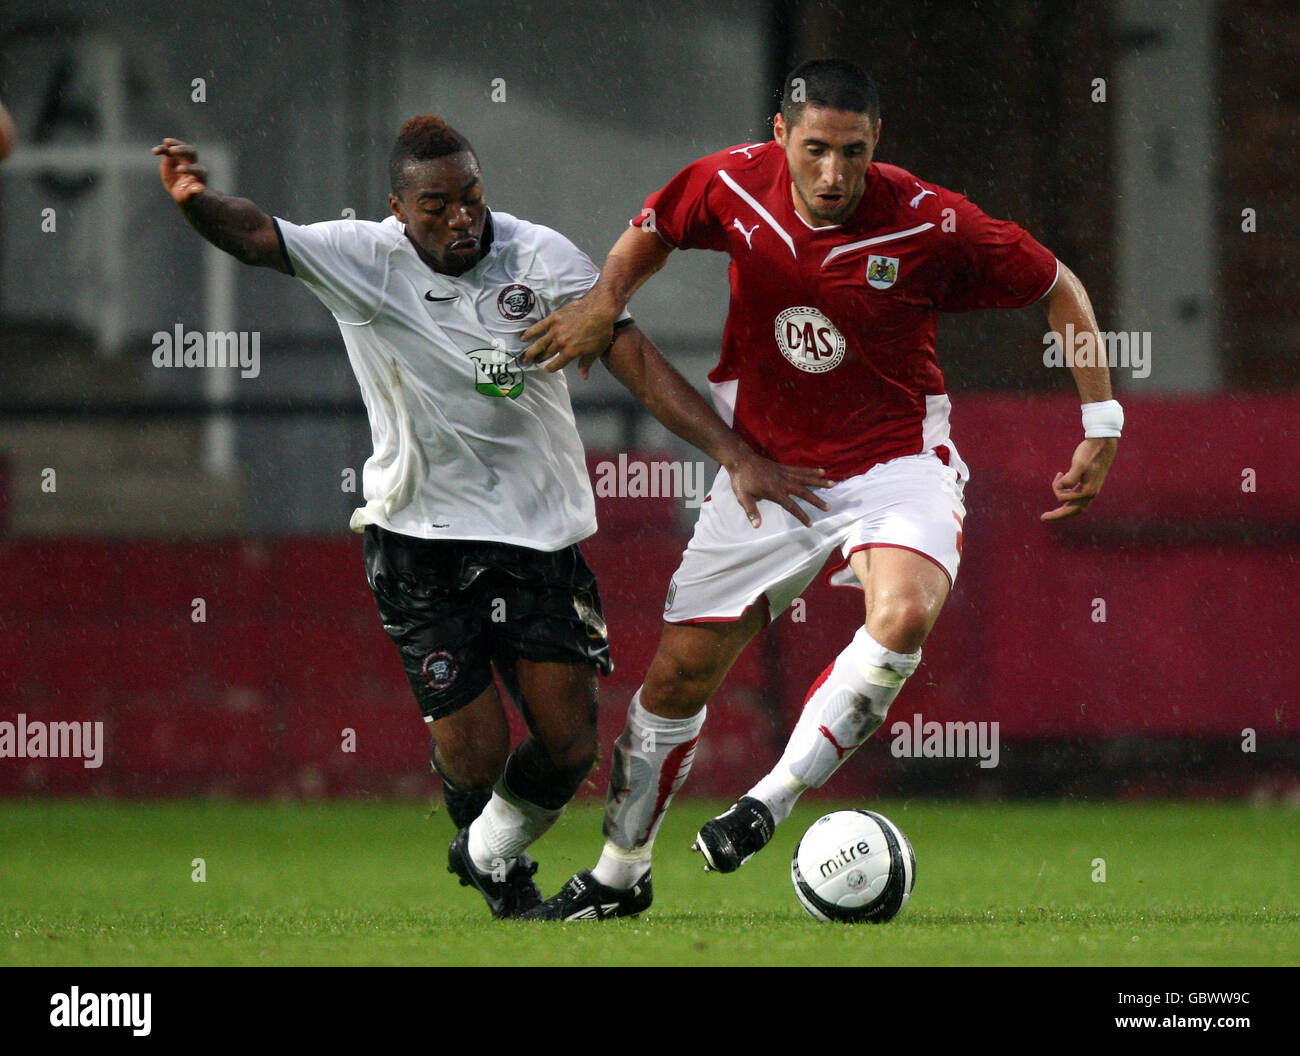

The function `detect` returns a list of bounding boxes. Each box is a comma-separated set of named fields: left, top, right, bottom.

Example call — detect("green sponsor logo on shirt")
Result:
left=466, top=347, right=524, bottom=400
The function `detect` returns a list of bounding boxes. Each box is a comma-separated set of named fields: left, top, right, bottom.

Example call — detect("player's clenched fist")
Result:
left=153, top=138, right=209, bottom=203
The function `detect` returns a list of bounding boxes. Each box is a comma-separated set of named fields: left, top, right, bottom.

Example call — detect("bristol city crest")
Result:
left=866, top=254, right=900, bottom=290
left=774, top=306, right=846, bottom=374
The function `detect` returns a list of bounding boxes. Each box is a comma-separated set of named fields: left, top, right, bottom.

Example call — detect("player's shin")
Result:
left=591, top=688, right=705, bottom=889
left=466, top=738, right=583, bottom=872
left=429, top=741, right=493, bottom=830
left=748, top=627, right=921, bottom=823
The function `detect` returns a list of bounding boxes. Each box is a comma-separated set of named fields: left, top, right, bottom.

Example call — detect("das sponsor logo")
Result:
left=774, top=306, right=845, bottom=373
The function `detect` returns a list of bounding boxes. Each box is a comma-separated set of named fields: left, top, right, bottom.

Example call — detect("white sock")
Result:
left=467, top=783, right=563, bottom=873
left=590, top=688, right=705, bottom=889
left=591, top=843, right=654, bottom=890
left=749, top=627, right=920, bottom=823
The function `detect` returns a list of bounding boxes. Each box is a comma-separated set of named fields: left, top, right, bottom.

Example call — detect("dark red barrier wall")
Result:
left=774, top=391, right=1300, bottom=734
left=1, top=393, right=1296, bottom=797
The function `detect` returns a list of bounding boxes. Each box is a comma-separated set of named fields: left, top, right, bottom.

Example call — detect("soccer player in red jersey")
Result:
left=521, top=59, right=1120, bottom=919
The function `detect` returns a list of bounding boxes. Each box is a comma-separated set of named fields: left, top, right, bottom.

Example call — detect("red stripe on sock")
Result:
left=803, top=661, right=836, bottom=706
left=639, top=735, right=699, bottom=843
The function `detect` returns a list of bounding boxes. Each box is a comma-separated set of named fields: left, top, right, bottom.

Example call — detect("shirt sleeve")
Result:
left=934, top=193, right=1059, bottom=312
left=535, top=228, right=633, bottom=324
left=629, top=155, right=729, bottom=252
left=274, top=218, right=388, bottom=324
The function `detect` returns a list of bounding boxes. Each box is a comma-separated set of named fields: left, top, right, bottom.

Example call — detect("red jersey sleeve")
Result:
left=630, top=155, right=730, bottom=252
left=935, top=192, right=1059, bottom=312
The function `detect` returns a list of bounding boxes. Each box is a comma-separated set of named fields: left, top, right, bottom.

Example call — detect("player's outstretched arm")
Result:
left=523, top=226, right=672, bottom=377
left=1040, top=262, right=1119, bottom=521
left=603, top=323, right=832, bottom=528
left=153, top=138, right=290, bottom=273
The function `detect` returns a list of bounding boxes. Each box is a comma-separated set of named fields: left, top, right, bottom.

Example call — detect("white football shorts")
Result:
left=662, top=446, right=969, bottom=624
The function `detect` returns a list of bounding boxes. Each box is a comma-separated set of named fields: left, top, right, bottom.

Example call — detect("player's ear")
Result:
left=388, top=193, right=406, bottom=223
left=773, top=112, right=787, bottom=145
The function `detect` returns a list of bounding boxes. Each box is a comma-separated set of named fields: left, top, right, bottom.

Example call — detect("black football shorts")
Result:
left=363, top=526, right=613, bottom=721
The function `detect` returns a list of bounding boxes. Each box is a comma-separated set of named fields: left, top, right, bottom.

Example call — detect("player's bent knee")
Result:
left=641, top=675, right=710, bottom=719
left=504, top=737, right=592, bottom=811
left=867, top=595, right=942, bottom=653
left=433, top=725, right=509, bottom=789
left=537, top=725, right=598, bottom=776
left=437, top=745, right=507, bottom=791
left=642, top=652, right=719, bottom=717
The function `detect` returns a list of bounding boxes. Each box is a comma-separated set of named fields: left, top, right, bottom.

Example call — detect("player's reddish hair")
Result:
left=389, top=116, right=477, bottom=194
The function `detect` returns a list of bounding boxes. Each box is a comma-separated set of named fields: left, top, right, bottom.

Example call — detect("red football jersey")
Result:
left=631, top=141, right=1058, bottom=479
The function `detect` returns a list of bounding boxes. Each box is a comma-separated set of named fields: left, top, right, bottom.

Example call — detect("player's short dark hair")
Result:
left=389, top=116, right=477, bottom=195
left=780, top=59, right=881, bottom=128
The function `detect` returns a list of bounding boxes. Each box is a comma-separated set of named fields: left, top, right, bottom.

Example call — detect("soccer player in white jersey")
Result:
left=154, top=116, right=828, bottom=918
left=520, top=59, right=1121, bottom=920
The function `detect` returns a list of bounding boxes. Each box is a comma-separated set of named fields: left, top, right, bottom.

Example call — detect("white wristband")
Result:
left=1081, top=399, right=1123, bottom=439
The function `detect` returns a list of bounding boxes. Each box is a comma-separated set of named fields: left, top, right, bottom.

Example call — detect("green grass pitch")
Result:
left=1, top=799, right=1296, bottom=966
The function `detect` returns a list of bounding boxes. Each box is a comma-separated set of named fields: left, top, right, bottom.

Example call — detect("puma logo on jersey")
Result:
left=732, top=218, right=759, bottom=248
left=909, top=183, right=937, bottom=208
left=729, top=143, right=763, bottom=159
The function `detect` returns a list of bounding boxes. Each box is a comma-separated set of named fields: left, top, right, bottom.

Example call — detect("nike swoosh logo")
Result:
left=425, top=291, right=458, bottom=301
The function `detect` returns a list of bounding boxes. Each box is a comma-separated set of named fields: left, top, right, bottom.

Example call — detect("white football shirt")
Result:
left=275, top=210, right=623, bottom=551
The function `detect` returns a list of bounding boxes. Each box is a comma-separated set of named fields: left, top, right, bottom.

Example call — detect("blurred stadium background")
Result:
left=1, top=0, right=1296, bottom=804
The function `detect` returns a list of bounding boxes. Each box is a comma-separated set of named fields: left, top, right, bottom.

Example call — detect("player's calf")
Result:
left=695, top=627, right=922, bottom=873
left=500, top=735, right=592, bottom=811
left=588, top=688, right=706, bottom=890
left=462, top=736, right=589, bottom=896
left=581, top=618, right=757, bottom=892
left=429, top=741, right=493, bottom=829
